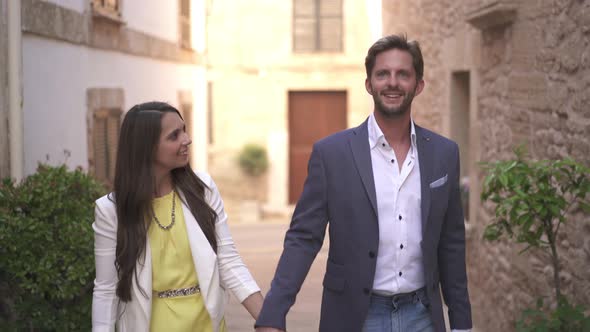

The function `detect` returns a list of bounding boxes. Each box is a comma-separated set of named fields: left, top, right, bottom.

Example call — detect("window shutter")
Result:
left=294, top=0, right=317, bottom=52
left=182, top=104, right=193, bottom=141
left=105, top=0, right=118, bottom=11
left=294, top=17, right=317, bottom=52
left=106, top=113, right=120, bottom=181
left=293, top=0, right=342, bottom=52
left=92, top=109, right=120, bottom=186
left=294, top=0, right=315, bottom=16
left=319, top=0, right=341, bottom=15
left=179, top=0, right=191, bottom=48
left=319, top=17, right=342, bottom=51
left=92, top=0, right=120, bottom=15
left=319, top=0, right=342, bottom=51
left=180, top=0, right=190, bottom=17
left=93, top=114, right=108, bottom=183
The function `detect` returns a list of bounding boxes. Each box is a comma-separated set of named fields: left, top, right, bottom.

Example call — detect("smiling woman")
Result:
left=153, top=111, right=192, bottom=187
left=91, top=101, right=264, bottom=332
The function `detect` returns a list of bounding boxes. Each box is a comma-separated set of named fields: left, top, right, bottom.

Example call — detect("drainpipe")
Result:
left=8, top=0, right=23, bottom=181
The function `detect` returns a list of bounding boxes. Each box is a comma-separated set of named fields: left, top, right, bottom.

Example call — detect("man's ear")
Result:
left=415, top=79, right=425, bottom=96
left=365, top=78, right=373, bottom=95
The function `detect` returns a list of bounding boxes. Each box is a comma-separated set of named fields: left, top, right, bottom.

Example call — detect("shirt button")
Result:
left=391, top=159, right=394, bottom=163
left=363, top=288, right=370, bottom=295
left=368, top=251, right=376, bottom=258
left=382, top=143, right=385, bottom=147
left=399, top=271, right=403, bottom=276
left=398, top=215, right=402, bottom=220
left=400, top=244, right=404, bottom=249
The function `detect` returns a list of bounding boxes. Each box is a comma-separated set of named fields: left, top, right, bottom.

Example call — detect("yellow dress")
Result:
left=148, top=190, right=226, bottom=332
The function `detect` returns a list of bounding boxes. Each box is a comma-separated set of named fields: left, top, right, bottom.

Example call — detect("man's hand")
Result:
left=255, top=328, right=284, bottom=332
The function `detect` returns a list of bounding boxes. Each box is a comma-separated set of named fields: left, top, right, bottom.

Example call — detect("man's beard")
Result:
left=372, top=86, right=417, bottom=118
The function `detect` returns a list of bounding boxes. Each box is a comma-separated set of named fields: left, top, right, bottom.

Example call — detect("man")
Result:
left=255, top=34, right=472, bottom=332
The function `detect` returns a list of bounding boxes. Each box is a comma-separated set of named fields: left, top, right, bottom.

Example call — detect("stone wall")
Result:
left=383, top=0, right=590, bottom=330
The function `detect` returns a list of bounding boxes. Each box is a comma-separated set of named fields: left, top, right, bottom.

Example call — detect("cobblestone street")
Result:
left=224, top=222, right=328, bottom=332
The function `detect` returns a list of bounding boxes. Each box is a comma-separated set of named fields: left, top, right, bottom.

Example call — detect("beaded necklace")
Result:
left=153, top=191, right=176, bottom=230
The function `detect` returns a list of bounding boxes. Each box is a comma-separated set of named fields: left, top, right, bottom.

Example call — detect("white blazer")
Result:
left=92, top=172, right=260, bottom=332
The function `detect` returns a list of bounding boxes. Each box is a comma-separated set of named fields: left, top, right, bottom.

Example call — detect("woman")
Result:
left=92, top=102, right=263, bottom=331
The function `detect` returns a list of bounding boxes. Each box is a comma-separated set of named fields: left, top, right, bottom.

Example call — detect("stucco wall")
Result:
left=0, top=0, right=9, bottom=179
left=46, top=0, right=181, bottom=43
left=21, top=0, right=208, bottom=176
left=22, top=34, right=207, bottom=174
left=383, top=0, right=590, bottom=330
left=207, top=0, right=374, bottom=215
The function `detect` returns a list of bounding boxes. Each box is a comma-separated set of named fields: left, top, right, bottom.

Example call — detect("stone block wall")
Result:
left=383, top=0, right=590, bottom=330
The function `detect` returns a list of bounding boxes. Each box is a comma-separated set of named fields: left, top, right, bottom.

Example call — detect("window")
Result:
left=178, top=90, right=194, bottom=143
left=293, top=0, right=343, bottom=52
left=179, top=103, right=193, bottom=142
left=91, top=0, right=122, bottom=20
left=92, top=109, right=121, bottom=187
left=179, top=0, right=191, bottom=49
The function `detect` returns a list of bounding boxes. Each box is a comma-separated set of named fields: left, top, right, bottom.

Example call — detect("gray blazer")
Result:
left=256, top=119, right=472, bottom=332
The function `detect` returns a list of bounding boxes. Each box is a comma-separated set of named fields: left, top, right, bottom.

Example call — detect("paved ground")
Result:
left=224, top=222, right=327, bottom=332
left=222, top=222, right=471, bottom=332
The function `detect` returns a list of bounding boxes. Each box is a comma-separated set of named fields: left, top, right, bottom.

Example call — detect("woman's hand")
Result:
left=241, top=291, right=264, bottom=320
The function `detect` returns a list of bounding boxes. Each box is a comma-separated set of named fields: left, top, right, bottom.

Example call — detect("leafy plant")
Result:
left=516, top=297, right=590, bottom=332
left=0, top=164, right=106, bottom=331
left=480, top=146, right=590, bottom=330
left=238, top=143, right=269, bottom=176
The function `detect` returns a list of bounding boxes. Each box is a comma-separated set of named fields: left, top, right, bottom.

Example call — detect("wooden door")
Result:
left=288, top=91, right=347, bottom=204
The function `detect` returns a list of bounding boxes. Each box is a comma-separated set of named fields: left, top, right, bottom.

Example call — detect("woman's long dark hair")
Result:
left=112, top=101, right=218, bottom=302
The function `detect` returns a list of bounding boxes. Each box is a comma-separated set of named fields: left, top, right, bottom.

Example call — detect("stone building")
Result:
left=1, top=0, right=209, bottom=184
left=206, top=0, right=378, bottom=220
left=382, top=0, right=590, bottom=330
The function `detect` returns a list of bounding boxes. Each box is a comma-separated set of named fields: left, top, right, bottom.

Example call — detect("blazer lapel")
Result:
left=178, top=192, right=223, bottom=330
left=416, top=125, right=433, bottom=235
left=349, top=119, right=378, bottom=217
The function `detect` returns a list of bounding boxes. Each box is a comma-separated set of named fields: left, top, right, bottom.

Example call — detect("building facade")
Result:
left=0, top=0, right=10, bottom=179
left=206, top=0, right=378, bottom=220
left=382, top=0, right=590, bottom=330
left=2, top=0, right=208, bottom=185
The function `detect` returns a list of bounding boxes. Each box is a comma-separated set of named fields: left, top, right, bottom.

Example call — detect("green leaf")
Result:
left=0, top=163, right=104, bottom=330
left=580, top=201, right=590, bottom=213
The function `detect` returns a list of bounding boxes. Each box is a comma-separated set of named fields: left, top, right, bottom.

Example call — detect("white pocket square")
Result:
left=429, top=174, right=448, bottom=188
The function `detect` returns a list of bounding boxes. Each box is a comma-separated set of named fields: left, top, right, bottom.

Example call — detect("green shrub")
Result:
left=516, top=297, right=590, bottom=332
left=238, top=143, right=269, bottom=176
left=0, top=164, right=106, bottom=331
left=481, top=146, right=590, bottom=329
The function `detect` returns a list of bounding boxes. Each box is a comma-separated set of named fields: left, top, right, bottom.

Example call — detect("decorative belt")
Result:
left=156, top=285, right=200, bottom=298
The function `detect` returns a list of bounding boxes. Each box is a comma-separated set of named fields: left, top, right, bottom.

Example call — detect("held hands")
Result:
left=255, top=328, right=284, bottom=332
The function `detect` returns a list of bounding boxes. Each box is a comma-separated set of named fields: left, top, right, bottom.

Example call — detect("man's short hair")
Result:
left=364, top=34, right=424, bottom=81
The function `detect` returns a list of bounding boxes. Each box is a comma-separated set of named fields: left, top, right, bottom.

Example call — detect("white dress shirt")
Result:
left=368, top=113, right=425, bottom=295
left=368, top=114, right=471, bottom=332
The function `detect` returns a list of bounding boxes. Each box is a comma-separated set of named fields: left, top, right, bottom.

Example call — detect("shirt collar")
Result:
left=368, top=112, right=418, bottom=151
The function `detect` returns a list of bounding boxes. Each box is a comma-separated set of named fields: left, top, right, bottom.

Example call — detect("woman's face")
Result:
left=153, top=112, right=191, bottom=175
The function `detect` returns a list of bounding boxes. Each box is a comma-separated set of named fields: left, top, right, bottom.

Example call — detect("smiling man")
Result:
left=255, top=34, right=472, bottom=332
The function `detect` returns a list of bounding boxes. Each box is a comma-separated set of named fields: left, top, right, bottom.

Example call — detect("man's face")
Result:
left=365, top=49, right=424, bottom=118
